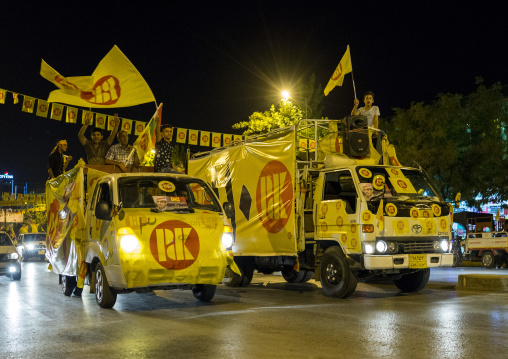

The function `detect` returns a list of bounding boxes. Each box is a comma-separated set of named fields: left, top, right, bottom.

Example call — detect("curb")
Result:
left=457, top=274, right=508, bottom=292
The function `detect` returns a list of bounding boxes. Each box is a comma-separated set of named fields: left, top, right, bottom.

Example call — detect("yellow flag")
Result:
left=211, top=133, right=221, bottom=147
left=13, top=93, right=19, bottom=104
left=36, top=99, right=49, bottom=117
left=95, top=113, right=107, bottom=129
left=0, top=89, right=6, bottom=104
left=22, top=96, right=35, bottom=113
left=66, top=106, right=78, bottom=123
left=134, top=121, right=145, bottom=136
left=188, top=129, right=199, bottom=145
left=233, top=134, right=243, bottom=143
left=496, top=209, right=500, bottom=221
left=45, top=45, right=156, bottom=108
left=121, top=119, right=133, bottom=134
left=376, top=199, right=384, bottom=232
left=82, top=110, right=94, bottom=125
left=324, top=45, right=352, bottom=96
left=223, top=134, right=232, bottom=146
left=176, top=128, right=187, bottom=143
left=133, top=104, right=162, bottom=162
left=107, top=115, right=116, bottom=131
left=200, top=131, right=210, bottom=147
left=50, top=103, right=64, bottom=121
left=40, top=59, right=93, bottom=95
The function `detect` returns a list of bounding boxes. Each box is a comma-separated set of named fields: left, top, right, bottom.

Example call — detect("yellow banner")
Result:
left=324, top=45, right=353, bottom=96
left=40, top=59, right=93, bottom=95
left=0, top=89, right=6, bottom=104
left=66, top=106, right=78, bottom=123
left=50, top=103, right=64, bottom=121
left=134, top=121, right=145, bottom=136
left=233, top=135, right=243, bottom=143
left=13, top=93, right=19, bottom=104
left=95, top=113, right=107, bottom=129
left=121, top=118, right=133, bottom=134
left=36, top=99, right=49, bottom=117
left=82, top=110, right=94, bottom=125
left=107, top=115, right=116, bottom=131
left=211, top=133, right=221, bottom=148
left=189, top=129, right=199, bottom=145
left=176, top=128, right=187, bottom=143
left=223, top=134, right=232, bottom=146
left=22, top=96, right=35, bottom=113
left=200, top=131, right=210, bottom=147
left=46, top=45, right=155, bottom=108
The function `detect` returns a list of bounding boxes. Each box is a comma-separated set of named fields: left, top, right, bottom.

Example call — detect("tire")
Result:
left=452, top=252, right=460, bottom=268
left=281, top=268, right=314, bottom=283
left=319, top=246, right=356, bottom=298
left=95, top=263, right=117, bottom=308
left=241, top=268, right=254, bottom=286
left=393, top=269, right=430, bottom=292
left=11, top=269, right=21, bottom=281
left=61, top=275, right=77, bottom=296
left=481, top=251, right=495, bottom=269
left=192, top=284, right=216, bottom=302
left=224, top=268, right=246, bottom=287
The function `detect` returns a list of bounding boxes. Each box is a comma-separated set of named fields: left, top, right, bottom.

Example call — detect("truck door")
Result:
left=315, top=170, right=361, bottom=252
left=88, top=180, right=113, bottom=244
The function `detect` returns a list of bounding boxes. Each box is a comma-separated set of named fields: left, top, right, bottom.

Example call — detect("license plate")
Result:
left=409, top=254, right=427, bottom=268
left=38, top=250, right=45, bottom=255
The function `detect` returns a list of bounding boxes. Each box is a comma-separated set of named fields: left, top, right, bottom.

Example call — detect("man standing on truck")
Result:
left=78, top=114, right=120, bottom=165
left=154, top=115, right=178, bottom=173
left=48, top=140, right=72, bottom=179
left=105, top=130, right=139, bottom=172
left=351, top=91, right=380, bottom=129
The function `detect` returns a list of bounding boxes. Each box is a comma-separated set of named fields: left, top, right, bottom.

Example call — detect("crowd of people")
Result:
left=47, top=114, right=180, bottom=178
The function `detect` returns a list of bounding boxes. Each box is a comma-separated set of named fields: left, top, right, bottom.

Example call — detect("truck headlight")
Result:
left=440, top=240, right=449, bottom=252
left=118, top=227, right=141, bottom=253
left=7, top=253, right=19, bottom=260
left=363, top=242, right=375, bottom=254
left=222, top=225, right=233, bottom=249
left=376, top=240, right=388, bottom=253
left=26, top=244, right=35, bottom=250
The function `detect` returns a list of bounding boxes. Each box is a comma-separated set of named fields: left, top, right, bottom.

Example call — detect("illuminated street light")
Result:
left=281, top=91, right=290, bottom=101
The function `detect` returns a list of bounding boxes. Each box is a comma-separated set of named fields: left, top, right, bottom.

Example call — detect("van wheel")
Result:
left=319, top=247, right=356, bottom=298
left=61, top=275, right=77, bottom=296
left=192, top=284, right=216, bottom=302
left=393, top=269, right=430, bottom=292
left=481, top=251, right=495, bottom=269
left=95, top=263, right=117, bottom=308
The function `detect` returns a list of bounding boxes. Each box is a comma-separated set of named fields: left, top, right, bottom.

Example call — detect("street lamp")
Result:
left=281, top=91, right=290, bottom=101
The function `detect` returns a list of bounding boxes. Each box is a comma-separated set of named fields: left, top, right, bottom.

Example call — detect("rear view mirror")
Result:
left=223, top=202, right=234, bottom=219
left=95, top=201, right=112, bottom=221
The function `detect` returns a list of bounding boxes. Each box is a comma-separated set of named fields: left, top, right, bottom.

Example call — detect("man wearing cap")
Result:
left=48, top=140, right=72, bottom=179
left=78, top=113, right=120, bottom=165
left=154, top=115, right=178, bottom=173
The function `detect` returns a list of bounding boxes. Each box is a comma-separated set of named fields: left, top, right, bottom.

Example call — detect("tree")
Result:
left=385, top=79, right=508, bottom=208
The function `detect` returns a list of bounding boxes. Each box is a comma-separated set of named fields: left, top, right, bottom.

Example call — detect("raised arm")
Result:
left=78, top=118, right=91, bottom=146
left=351, top=98, right=359, bottom=116
left=106, top=113, right=120, bottom=146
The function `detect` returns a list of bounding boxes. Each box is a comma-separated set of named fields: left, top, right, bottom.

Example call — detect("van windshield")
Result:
left=356, top=167, right=442, bottom=202
left=117, top=176, right=221, bottom=212
left=22, top=234, right=46, bottom=242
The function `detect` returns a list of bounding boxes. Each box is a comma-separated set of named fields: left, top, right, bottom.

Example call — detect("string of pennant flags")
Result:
left=0, top=87, right=318, bottom=150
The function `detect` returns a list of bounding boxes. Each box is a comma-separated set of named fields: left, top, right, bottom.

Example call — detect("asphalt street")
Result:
left=1, top=260, right=507, bottom=359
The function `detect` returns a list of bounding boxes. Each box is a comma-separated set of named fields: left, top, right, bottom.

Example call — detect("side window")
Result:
left=92, top=182, right=112, bottom=212
left=323, top=171, right=358, bottom=214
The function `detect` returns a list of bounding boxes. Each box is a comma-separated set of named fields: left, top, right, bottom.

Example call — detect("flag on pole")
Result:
left=324, top=45, right=353, bottom=96
left=22, top=96, right=35, bottom=113
left=40, top=59, right=93, bottom=95
left=43, top=45, right=156, bottom=108
left=376, top=199, right=384, bottom=232
left=133, top=103, right=162, bottom=162
left=188, top=130, right=199, bottom=145
left=36, top=99, right=49, bottom=117
left=50, top=103, right=64, bottom=121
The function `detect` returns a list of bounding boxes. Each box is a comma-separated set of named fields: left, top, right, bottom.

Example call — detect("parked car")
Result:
left=17, top=232, right=47, bottom=262
left=0, top=231, right=21, bottom=280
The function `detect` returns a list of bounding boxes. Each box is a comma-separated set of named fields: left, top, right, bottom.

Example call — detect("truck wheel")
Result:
left=481, top=251, right=495, bottom=269
left=319, top=247, right=355, bottom=298
left=241, top=268, right=254, bottom=286
left=224, top=268, right=246, bottom=287
left=282, top=268, right=313, bottom=283
left=61, top=275, right=77, bottom=296
left=192, top=284, right=216, bottom=302
left=393, top=269, right=430, bottom=292
left=95, top=263, right=117, bottom=308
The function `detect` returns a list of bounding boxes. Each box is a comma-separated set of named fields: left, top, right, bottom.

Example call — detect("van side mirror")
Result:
left=95, top=201, right=112, bottom=221
left=223, top=202, right=234, bottom=219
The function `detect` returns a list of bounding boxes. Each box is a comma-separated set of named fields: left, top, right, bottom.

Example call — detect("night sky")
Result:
left=0, top=2, right=505, bottom=192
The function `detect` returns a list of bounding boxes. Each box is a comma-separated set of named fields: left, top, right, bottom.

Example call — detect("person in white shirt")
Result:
left=351, top=91, right=380, bottom=129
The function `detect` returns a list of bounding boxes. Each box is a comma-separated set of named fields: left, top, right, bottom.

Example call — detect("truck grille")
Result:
left=401, top=241, right=435, bottom=253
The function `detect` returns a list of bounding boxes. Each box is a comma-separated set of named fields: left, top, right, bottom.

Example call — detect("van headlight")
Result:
left=26, top=244, right=35, bottom=250
left=222, top=225, right=233, bottom=249
left=7, top=253, right=19, bottom=260
left=118, top=227, right=141, bottom=253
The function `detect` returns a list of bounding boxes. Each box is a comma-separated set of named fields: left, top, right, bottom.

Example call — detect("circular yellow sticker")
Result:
left=389, top=168, right=402, bottom=177
left=410, top=207, right=419, bottom=219
left=361, top=210, right=373, bottom=223
left=159, top=181, right=176, bottom=192
left=373, top=175, right=385, bottom=190
left=385, top=203, right=398, bottom=216
left=448, top=203, right=454, bottom=215
left=359, top=168, right=372, bottom=178
left=432, top=204, right=441, bottom=217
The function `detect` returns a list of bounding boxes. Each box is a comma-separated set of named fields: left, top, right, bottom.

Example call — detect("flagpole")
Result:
left=349, top=46, right=357, bottom=99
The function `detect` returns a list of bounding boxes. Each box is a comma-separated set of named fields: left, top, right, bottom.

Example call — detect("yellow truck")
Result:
left=46, top=163, right=236, bottom=308
left=189, top=117, right=454, bottom=298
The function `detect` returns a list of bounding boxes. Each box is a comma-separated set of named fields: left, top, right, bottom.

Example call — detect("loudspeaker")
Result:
left=344, top=115, right=369, bottom=157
